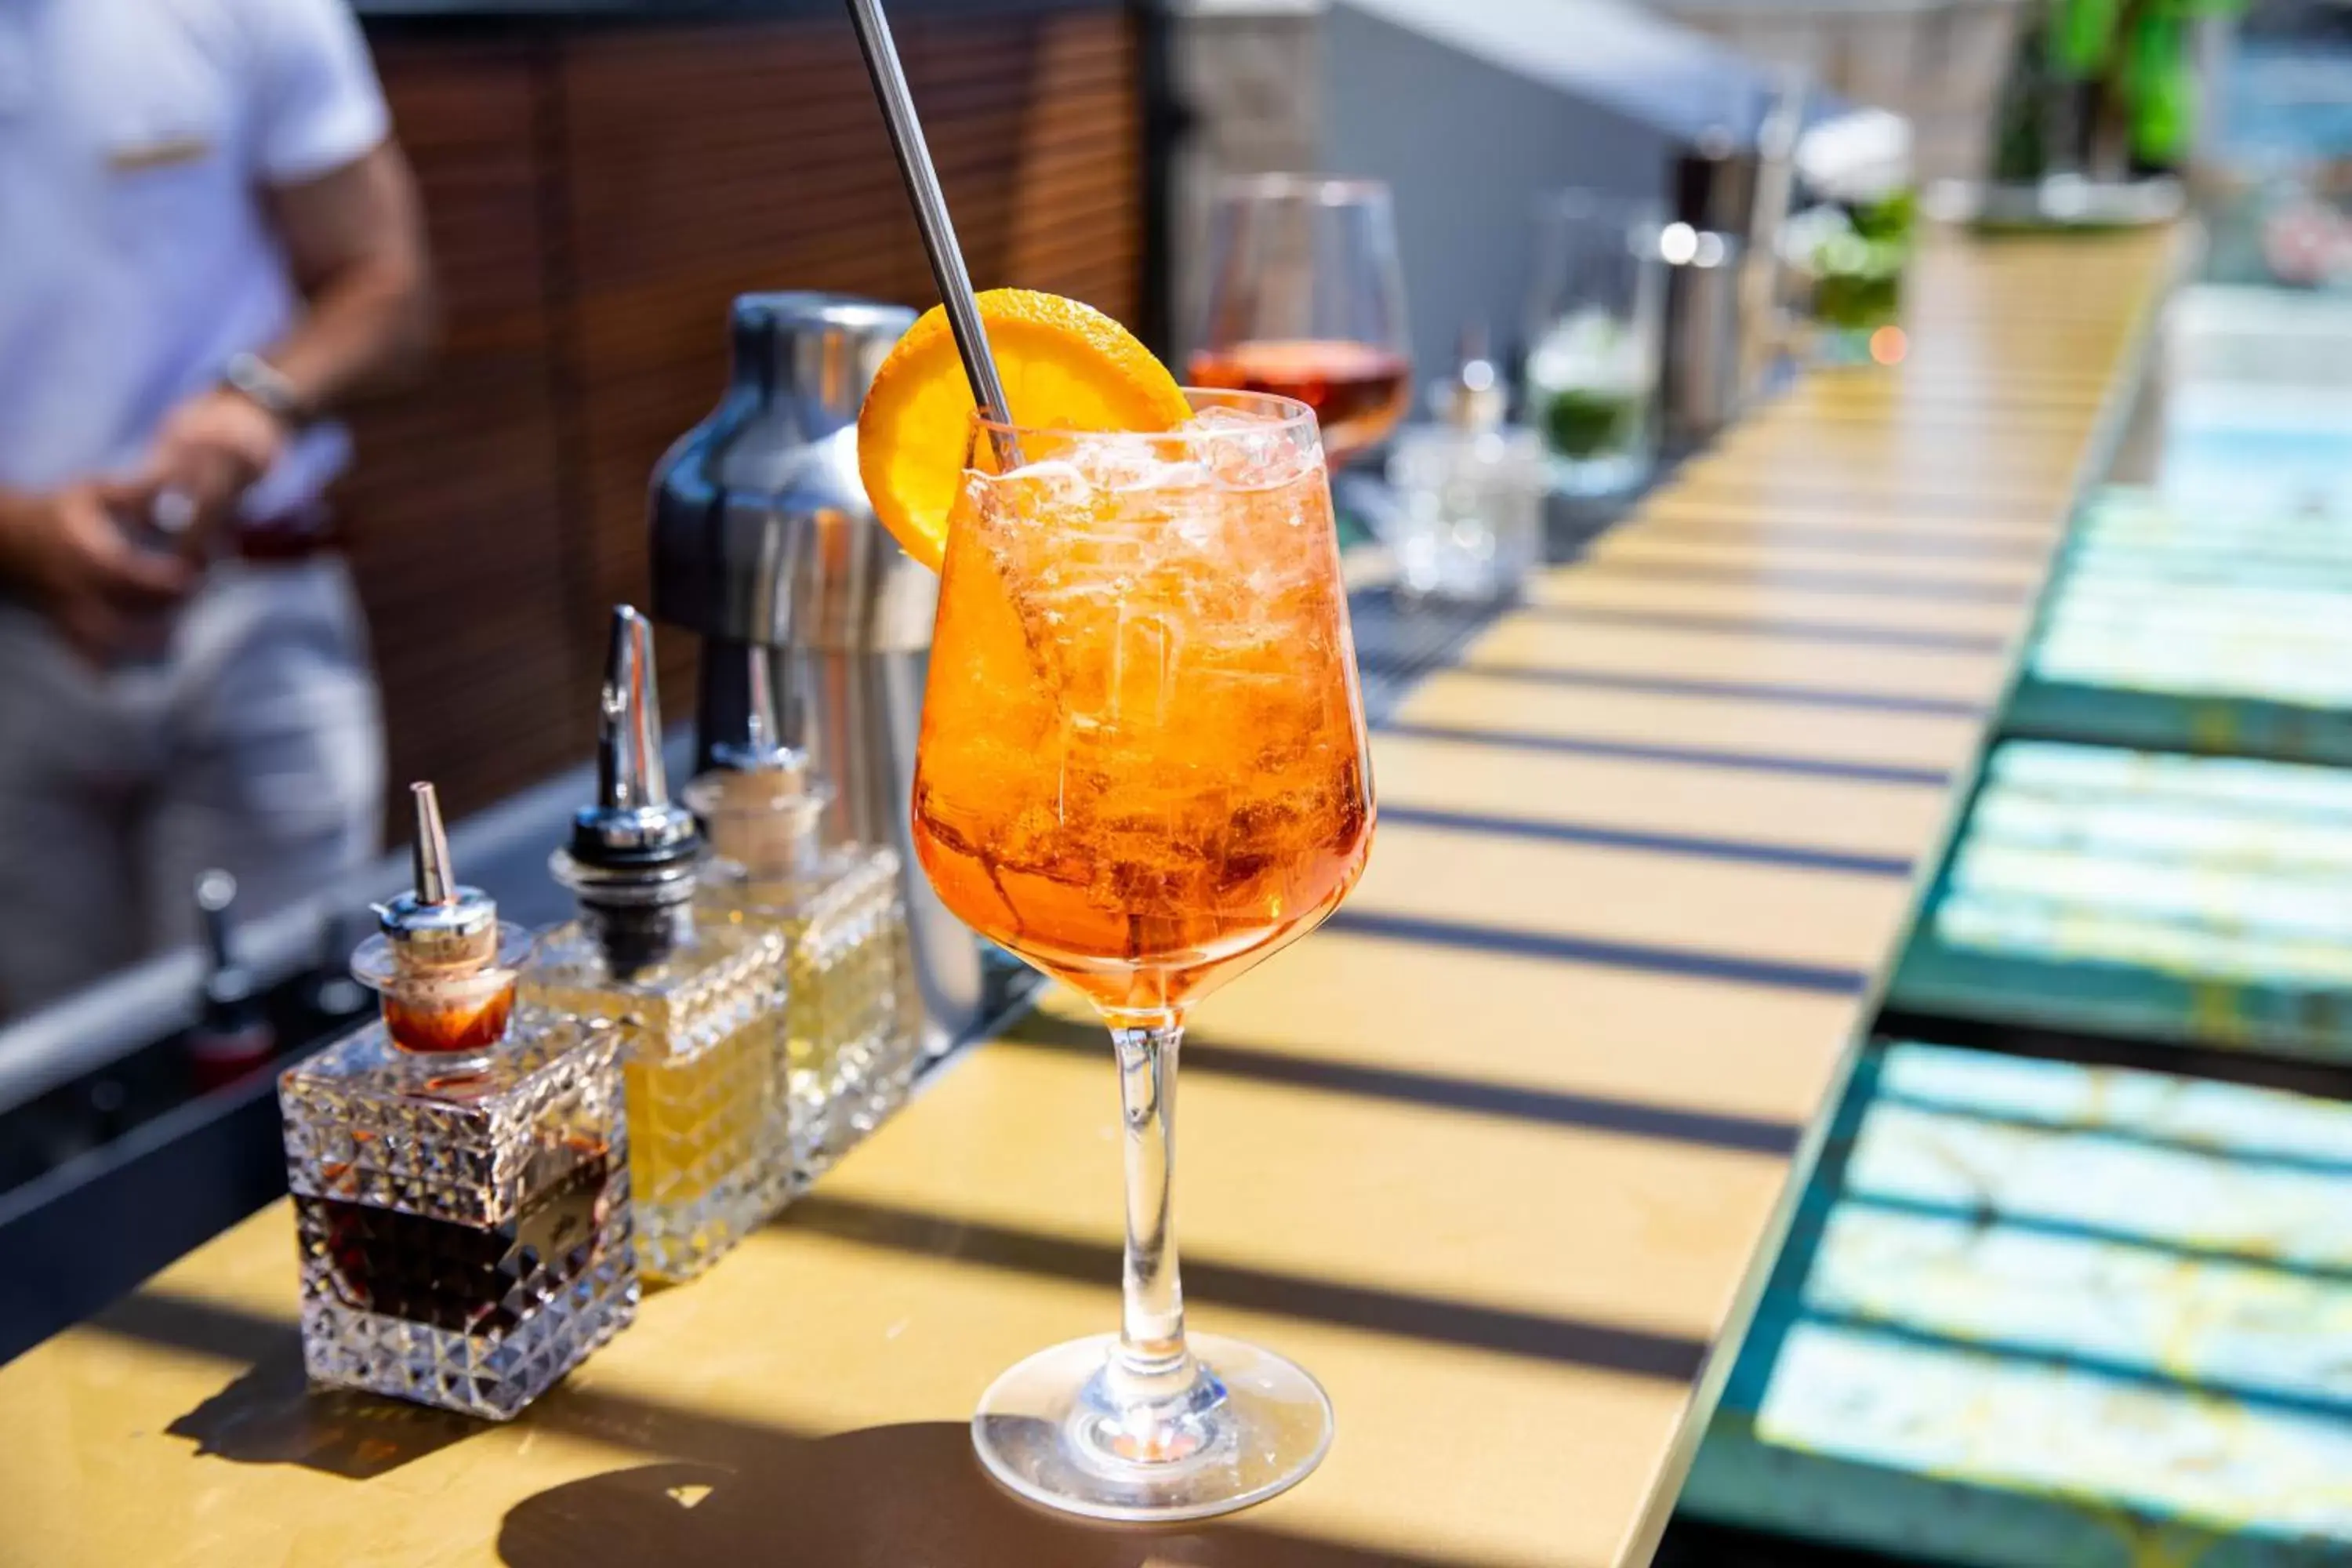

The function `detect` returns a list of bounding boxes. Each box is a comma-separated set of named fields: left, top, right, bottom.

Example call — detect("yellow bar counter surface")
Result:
left=0, top=231, right=2172, bottom=1568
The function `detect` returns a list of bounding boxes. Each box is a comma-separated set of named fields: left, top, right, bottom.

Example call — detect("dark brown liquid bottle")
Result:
left=277, top=782, right=639, bottom=1420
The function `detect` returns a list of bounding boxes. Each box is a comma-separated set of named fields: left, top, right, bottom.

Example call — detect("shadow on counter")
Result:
left=496, top=1421, right=1481, bottom=1568
left=137, top=1286, right=1495, bottom=1567
left=147, top=1316, right=1512, bottom=1568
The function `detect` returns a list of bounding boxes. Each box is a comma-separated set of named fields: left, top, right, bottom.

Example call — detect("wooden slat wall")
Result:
left=340, top=38, right=582, bottom=823
left=340, top=13, right=1141, bottom=836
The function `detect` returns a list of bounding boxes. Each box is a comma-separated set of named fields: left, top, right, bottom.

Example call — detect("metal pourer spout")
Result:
left=357, top=782, right=522, bottom=1055
left=593, top=607, right=674, bottom=822
left=683, top=646, right=828, bottom=880
left=711, top=644, right=802, bottom=779
left=563, top=607, right=703, bottom=888
left=376, top=783, right=501, bottom=970
left=414, top=783, right=457, bottom=906
left=554, top=607, right=706, bottom=974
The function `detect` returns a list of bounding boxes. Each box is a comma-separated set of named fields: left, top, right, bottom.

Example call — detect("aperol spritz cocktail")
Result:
left=913, top=393, right=1373, bottom=1014
left=909, top=388, right=1375, bottom=1520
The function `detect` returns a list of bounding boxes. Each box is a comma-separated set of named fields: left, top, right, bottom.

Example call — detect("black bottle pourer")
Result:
left=303, top=909, right=373, bottom=1025
left=553, top=606, right=706, bottom=977
left=186, top=869, right=276, bottom=1092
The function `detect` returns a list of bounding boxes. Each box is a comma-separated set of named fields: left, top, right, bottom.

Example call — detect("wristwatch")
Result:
left=220, top=351, right=311, bottom=427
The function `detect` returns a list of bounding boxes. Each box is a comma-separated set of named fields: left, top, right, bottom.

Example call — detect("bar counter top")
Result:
left=0, top=230, right=2172, bottom=1568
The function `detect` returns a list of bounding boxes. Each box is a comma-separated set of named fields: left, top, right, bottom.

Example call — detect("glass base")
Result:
left=1548, top=450, right=1649, bottom=498
left=1809, top=320, right=1897, bottom=367
left=971, top=1331, right=1334, bottom=1523
left=1393, top=536, right=1516, bottom=605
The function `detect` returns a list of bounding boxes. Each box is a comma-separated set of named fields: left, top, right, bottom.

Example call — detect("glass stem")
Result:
left=1109, top=1013, right=1190, bottom=1388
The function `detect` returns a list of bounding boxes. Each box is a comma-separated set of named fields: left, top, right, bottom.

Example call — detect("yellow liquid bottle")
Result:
left=518, top=608, right=791, bottom=1283
left=684, top=667, right=920, bottom=1203
left=521, top=912, right=784, bottom=1284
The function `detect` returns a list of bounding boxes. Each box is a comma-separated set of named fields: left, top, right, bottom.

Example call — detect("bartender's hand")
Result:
left=0, top=483, right=197, bottom=666
left=136, top=386, right=291, bottom=553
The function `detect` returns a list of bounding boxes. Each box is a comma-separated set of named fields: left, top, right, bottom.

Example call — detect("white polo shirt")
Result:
left=0, top=0, right=390, bottom=514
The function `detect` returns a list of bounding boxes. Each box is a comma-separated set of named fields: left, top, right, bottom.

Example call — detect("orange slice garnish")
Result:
left=857, top=289, right=1192, bottom=572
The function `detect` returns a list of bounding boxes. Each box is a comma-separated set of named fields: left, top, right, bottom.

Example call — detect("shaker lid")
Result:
left=567, top=606, right=702, bottom=877
left=652, top=291, right=935, bottom=652
left=731, top=292, right=917, bottom=412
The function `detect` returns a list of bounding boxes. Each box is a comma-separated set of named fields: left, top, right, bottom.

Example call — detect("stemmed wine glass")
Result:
left=1189, top=175, right=1413, bottom=466
left=910, top=390, right=1376, bottom=1521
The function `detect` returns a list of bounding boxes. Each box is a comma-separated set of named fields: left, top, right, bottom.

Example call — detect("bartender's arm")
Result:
left=0, top=147, right=430, bottom=656
left=0, top=0, right=430, bottom=655
left=136, top=142, right=435, bottom=539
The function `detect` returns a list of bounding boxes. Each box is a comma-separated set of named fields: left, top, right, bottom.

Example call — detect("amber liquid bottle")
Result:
left=278, top=783, right=637, bottom=1421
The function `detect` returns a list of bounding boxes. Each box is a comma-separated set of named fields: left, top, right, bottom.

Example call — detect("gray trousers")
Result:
left=0, top=557, right=384, bottom=1018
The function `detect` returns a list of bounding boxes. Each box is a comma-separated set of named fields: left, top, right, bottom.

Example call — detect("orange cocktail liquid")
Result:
left=910, top=419, right=1374, bottom=1015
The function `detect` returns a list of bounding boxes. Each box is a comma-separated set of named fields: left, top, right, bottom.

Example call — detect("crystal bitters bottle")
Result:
left=521, top=608, right=790, bottom=1282
left=684, top=648, right=920, bottom=1194
left=279, top=782, right=636, bottom=1421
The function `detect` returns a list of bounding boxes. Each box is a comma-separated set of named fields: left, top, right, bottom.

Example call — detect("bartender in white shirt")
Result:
left=0, top=0, right=432, bottom=1016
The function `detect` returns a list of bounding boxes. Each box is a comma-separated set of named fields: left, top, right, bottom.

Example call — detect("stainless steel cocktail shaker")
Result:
left=650, top=291, right=991, bottom=1060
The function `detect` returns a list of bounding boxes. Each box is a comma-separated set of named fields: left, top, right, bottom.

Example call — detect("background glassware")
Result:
left=1189, top=175, right=1413, bottom=465
left=1524, top=194, right=1667, bottom=497
left=1382, top=332, right=1548, bottom=602
left=911, top=391, right=1375, bottom=1522
left=1786, top=109, right=1916, bottom=366
left=1784, top=194, right=1914, bottom=366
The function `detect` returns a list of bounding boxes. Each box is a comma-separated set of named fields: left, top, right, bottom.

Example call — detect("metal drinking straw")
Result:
left=844, top=0, right=1019, bottom=457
